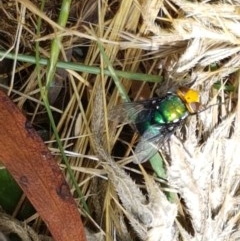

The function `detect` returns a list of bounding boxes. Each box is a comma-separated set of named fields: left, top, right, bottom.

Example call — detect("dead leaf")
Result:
left=0, top=90, right=86, bottom=241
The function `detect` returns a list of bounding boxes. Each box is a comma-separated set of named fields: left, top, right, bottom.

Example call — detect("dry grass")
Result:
left=0, top=0, right=240, bottom=240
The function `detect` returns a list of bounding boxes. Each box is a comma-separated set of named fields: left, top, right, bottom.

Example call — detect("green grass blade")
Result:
left=0, top=50, right=161, bottom=83
left=35, top=0, right=89, bottom=213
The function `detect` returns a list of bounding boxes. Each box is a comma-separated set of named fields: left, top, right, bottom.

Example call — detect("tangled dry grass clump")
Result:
left=0, top=0, right=240, bottom=240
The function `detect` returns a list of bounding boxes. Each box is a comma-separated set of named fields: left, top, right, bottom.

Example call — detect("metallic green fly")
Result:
left=109, top=87, right=201, bottom=164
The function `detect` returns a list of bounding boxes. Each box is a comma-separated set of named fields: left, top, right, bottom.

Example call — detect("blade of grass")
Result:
left=45, top=0, right=71, bottom=90
left=97, top=40, right=130, bottom=102
left=0, top=50, right=161, bottom=83
left=149, top=153, right=166, bottom=179
left=97, top=40, right=167, bottom=185
left=35, top=0, right=89, bottom=213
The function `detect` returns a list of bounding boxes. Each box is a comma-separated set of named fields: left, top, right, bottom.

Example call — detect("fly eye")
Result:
left=177, top=87, right=200, bottom=104
left=186, top=102, right=202, bottom=113
left=184, top=90, right=200, bottom=103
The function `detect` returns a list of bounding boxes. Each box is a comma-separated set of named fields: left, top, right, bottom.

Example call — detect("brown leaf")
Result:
left=0, top=90, right=86, bottom=241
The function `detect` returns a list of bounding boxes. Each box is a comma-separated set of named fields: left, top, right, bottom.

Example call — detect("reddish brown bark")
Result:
left=0, top=90, right=86, bottom=241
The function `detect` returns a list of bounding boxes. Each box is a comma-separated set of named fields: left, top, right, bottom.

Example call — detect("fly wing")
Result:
left=131, top=123, right=180, bottom=164
left=108, top=97, right=161, bottom=124
left=108, top=102, right=146, bottom=124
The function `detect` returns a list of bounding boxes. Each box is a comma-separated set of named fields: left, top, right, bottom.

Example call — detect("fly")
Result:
left=109, top=87, right=201, bottom=164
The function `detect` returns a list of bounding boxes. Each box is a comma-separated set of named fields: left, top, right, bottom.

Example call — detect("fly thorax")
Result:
left=153, top=95, right=188, bottom=125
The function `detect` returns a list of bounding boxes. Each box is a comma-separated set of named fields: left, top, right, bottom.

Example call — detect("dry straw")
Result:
left=0, top=0, right=240, bottom=240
